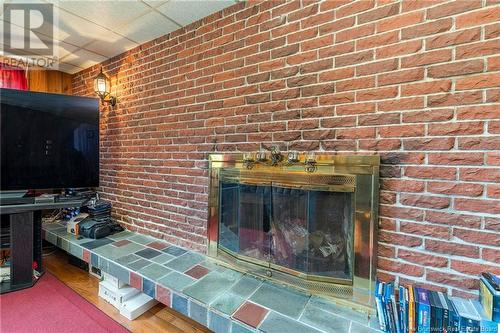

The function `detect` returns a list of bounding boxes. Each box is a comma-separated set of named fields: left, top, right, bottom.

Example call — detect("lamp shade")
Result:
left=93, top=68, right=110, bottom=100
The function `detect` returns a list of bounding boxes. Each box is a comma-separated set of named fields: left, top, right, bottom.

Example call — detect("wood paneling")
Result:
left=29, top=70, right=72, bottom=94
left=1, top=56, right=72, bottom=94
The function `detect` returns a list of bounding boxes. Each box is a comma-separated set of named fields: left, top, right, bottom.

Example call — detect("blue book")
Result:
left=416, top=288, right=431, bottom=333
left=381, top=282, right=390, bottom=333
left=437, top=292, right=450, bottom=333
left=385, top=283, right=396, bottom=333
left=452, top=297, right=480, bottom=333
left=375, top=281, right=387, bottom=332
left=480, top=275, right=500, bottom=323
left=404, top=287, right=410, bottom=333
left=429, top=291, right=440, bottom=332
left=444, top=296, right=460, bottom=333
left=431, top=291, right=445, bottom=332
left=471, top=299, right=500, bottom=333
left=392, top=289, right=401, bottom=333
left=400, top=286, right=407, bottom=333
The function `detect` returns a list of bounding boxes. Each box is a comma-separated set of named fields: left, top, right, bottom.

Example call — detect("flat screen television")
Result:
left=1, top=88, right=99, bottom=191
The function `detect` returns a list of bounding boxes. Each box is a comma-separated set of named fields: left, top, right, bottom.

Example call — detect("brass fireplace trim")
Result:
left=207, top=154, right=380, bottom=312
left=220, top=168, right=356, bottom=193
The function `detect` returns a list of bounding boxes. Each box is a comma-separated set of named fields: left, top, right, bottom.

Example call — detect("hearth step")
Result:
left=43, top=221, right=382, bottom=333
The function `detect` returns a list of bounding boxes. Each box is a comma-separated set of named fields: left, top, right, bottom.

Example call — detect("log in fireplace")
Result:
left=208, top=153, right=379, bottom=311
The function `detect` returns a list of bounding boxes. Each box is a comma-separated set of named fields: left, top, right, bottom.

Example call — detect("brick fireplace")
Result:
left=72, top=0, right=500, bottom=300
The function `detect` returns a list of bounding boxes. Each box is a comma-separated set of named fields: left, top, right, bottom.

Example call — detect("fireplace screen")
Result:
left=220, top=182, right=354, bottom=282
left=209, top=154, right=379, bottom=308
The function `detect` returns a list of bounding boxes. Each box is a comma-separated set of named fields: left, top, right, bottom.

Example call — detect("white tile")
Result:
left=156, top=0, right=235, bottom=26
left=56, top=61, right=84, bottom=74
left=55, top=0, right=151, bottom=32
left=84, top=36, right=138, bottom=58
left=117, top=11, right=179, bottom=44
left=60, top=48, right=107, bottom=69
left=55, top=9, right=113, bottom=47
left=143, top=0, right=169, bottom=8
left=54, top=40, right=78, bottom=59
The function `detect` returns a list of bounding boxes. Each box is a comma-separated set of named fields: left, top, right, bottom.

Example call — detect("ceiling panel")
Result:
left=156, top=0, right=235, bottom=26
left=62, top=48, right=107, bottom=69
left=55, top=1, right=151, bottom=32
left=143, top=0, right=169, bottom=8
left=56, top=10, right=113, bottom=47
left=117, top=11, right=180, bottom=44
left=56, top=61, right=84, bottom=74
left=84, top=36, right=138, bottom=59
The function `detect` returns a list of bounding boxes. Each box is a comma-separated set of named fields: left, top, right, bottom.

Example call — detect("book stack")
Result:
left=375, top=277, right=500, bottom=333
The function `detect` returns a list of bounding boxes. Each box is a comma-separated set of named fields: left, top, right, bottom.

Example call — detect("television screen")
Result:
left=1, top=88, right=99, bottom=191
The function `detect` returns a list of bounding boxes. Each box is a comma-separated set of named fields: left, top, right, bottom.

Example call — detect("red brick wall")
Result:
left=72, top=0, right=500, bottom=297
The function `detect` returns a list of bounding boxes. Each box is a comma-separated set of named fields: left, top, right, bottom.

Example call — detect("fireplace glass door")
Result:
left=218, top=179, right=354, bottom=283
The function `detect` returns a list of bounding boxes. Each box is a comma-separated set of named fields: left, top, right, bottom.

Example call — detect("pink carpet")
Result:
left=0, top=272, right=129, bottom=333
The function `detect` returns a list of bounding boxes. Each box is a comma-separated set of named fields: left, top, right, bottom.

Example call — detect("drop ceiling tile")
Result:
left=84, top=36, right=138, bottom=59
left=55, top=1, right=151, bottom=32
left=55, top=9, right=114, bottom=47
left=143, top=0, right=169, bottom=8
left=56, top=40, right=79, bottom=59
left=56, top=61, right=83, bottom=74
left=61, top=48, right=107, bottom=69
left=117, top=11, right=179, bottom=44
left=156, top=0, right=235, bottom=26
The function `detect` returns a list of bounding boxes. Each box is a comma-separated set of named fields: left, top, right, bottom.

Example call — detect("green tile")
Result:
left=59, top=238, right=70, bottom=252
left=157, top=271, right=196, bottom=292
left=165, top=252, right=204, bottom=272
left=138, top=263, right=172, bottom=281
left=163, top=246, right=187, bottom=256
left=199, top=260, right=220, bottom=270
left=108, top=231, right=134, bottom=240
left=129, top=234, right=156, bottom=245
left=151, top=253, right=174, bottom=264
left=68, top=243, right=83, bottom=259
left=45, top=232, right=57, bottom=245
left=210, top=291, right=245, bottom=315
left=93, top=243, right=143, bottom=260
left=250, top=283, right=309, bottom=319
left=43, top=224, right=65, bottom=231
left=65, top=235, right=94, bottom=245
left=81, top=238, right=114, bottom=249
left=231, top=322, right=256, bottom=333
left=125, top=258, right=153, bottom=271
left=230, top=275, right=262, bottom=298
left=183, top=271, right=241, bottom=304
left=119, top=242, right=145, bottom=254
left=350, top=322, right=380, bottom=333
left=300, top=304, right=350, bottom=333
left=309, top=295, right=370, bottom=325
left=53, top=228, right=70, bottom=236
left=97, top=257, right=110, bottom=272
left=259, top=312, right=322, bottom=333
left=116, top=254, right=141, bottom=265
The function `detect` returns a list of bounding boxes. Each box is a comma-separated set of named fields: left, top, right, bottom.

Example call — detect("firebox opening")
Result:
left=219, top=180, right=354, bottom=283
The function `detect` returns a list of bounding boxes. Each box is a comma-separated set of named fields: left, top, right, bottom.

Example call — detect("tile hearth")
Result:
left=43, top=222, right=381, bottom=333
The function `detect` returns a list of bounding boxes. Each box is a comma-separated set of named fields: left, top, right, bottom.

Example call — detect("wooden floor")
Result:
left=44, top=249, right=211, bottom=333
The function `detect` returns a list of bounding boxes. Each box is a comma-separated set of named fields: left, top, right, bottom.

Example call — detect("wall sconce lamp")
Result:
left=93, top=67, right=116, bottom=106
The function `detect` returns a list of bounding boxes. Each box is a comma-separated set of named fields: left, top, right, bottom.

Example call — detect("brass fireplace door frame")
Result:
left=207, top=154, right=379, bottom=311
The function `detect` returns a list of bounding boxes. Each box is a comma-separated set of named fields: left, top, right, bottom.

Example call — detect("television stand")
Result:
left=0, top=190, right=33, bottom=206
left=0, top=200, right=85, bottom=294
